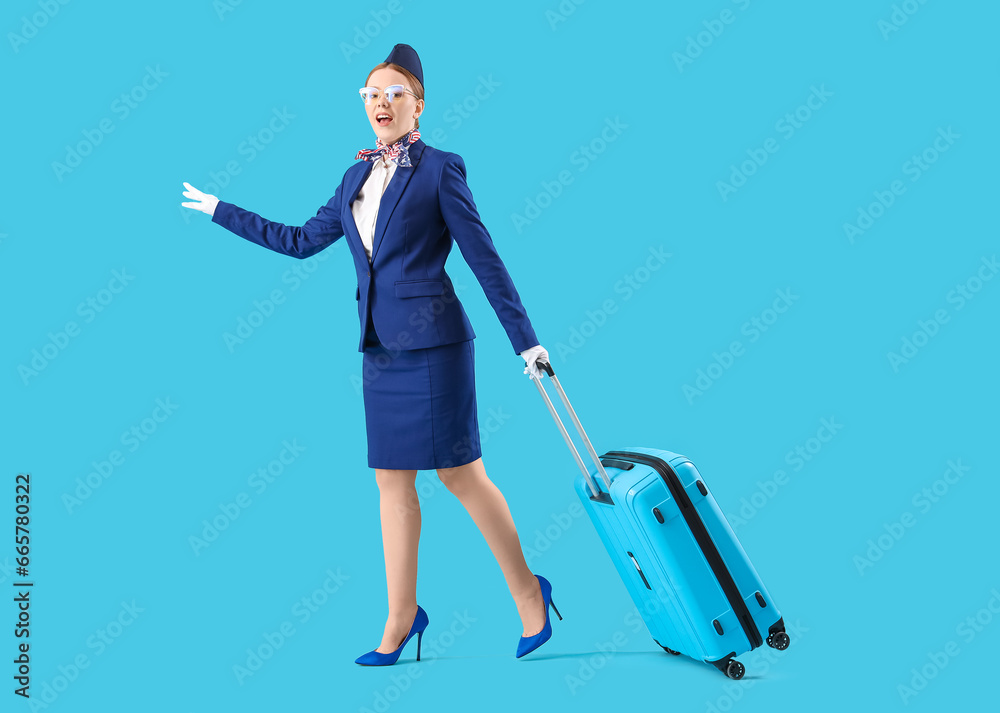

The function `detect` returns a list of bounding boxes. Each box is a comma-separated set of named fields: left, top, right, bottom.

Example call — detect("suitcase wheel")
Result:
left=766, top=631, right=790, bottom=650
left=710, top=655, right=746, bottom=680
left=725, top=660, right=745, bottom=680
left=653, top=639, right=682, bottom=656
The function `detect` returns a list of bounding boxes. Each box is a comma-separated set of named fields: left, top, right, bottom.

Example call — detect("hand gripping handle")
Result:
left=530, top=360, right=612, bottom=499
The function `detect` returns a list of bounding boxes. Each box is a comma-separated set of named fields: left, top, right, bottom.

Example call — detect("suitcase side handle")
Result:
left=531, top=359, right=612, bottom=499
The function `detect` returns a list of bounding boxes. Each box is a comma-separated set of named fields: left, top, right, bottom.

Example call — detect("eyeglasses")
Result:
left=358, top=84, right=419, bottom=104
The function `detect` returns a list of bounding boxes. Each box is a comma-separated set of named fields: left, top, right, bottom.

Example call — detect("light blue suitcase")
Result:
left=532, top=361, right=790, bottom=678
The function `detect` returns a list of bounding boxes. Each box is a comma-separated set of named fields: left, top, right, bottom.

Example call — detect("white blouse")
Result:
left=351, top=153, right=398, bottom=263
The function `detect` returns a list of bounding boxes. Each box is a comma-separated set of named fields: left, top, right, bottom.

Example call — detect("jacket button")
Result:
left=367, top=270, right=370, bottom=276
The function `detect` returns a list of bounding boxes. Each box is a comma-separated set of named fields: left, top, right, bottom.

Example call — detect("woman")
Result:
left=181, top=43, right=561, bottom=665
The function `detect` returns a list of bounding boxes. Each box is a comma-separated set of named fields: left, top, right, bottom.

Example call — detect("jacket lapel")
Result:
left=370, top=139, right=425, bottom=265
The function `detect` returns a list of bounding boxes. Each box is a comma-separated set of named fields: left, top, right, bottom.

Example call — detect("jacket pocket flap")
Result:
left=395, top=279, right=446, bottom=298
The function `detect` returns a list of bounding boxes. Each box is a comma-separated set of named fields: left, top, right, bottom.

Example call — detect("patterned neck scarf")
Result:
left=355, top=128, right=421, bottom=167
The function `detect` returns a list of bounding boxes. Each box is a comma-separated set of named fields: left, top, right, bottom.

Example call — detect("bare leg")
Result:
left=437, top=457, right=547, bottom=637
left=373, top=468, right=421, bottom=653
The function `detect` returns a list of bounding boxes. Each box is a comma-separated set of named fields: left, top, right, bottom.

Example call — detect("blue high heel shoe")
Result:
left=515, top=574, right=562, bottom=658
left=355, top=605, right=429, bottom=666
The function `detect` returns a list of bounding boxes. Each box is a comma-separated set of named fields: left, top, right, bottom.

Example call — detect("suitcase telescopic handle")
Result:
left=531, top=359, right=612, bottom=499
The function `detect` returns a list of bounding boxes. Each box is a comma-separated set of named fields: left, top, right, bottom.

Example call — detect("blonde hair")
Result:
left=365, top=62, right=424, bottom=129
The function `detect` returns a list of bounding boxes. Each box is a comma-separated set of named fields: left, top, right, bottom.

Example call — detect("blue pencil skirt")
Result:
left=361, top=321, right=482, bottom=470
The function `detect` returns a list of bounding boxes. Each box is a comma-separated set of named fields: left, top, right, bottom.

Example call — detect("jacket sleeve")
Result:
left=438, top=153, right=540, bottom=356
left=210, top=175, right=348, bottom=259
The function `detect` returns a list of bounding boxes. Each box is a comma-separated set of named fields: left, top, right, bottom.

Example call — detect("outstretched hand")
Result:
left=520, top=344, right=549, bottom=380
left=181, top=182, right=220, bottom=217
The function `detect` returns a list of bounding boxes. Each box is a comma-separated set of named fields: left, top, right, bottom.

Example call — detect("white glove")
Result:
left=520, top=344, right=549, bottom=380
left=181, top=181, right=220, bottom=217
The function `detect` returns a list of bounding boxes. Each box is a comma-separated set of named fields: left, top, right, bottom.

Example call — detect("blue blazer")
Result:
left=211, top=138, right=539, bottom=355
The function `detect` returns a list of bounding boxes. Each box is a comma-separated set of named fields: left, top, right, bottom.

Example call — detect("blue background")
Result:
left=2, top=0, right=997, bottom=711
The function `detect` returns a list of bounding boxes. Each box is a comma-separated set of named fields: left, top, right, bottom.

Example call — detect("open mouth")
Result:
left=377, top=113, right=393, bottom=126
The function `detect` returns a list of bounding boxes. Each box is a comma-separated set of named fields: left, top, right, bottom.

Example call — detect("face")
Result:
left=363, top=67, right=424, bottom=145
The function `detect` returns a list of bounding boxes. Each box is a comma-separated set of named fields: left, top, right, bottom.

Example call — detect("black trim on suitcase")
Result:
left=599, top=457, right=635, bottom=471
left=601, top=450, right=764, bottom=650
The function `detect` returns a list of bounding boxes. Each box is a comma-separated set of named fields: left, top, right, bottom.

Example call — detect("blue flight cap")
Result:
left=384, top=43, right=423, bottom=90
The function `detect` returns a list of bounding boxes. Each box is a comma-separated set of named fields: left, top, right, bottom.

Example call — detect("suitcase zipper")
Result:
left=601, top=450, right=764, bottom=649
